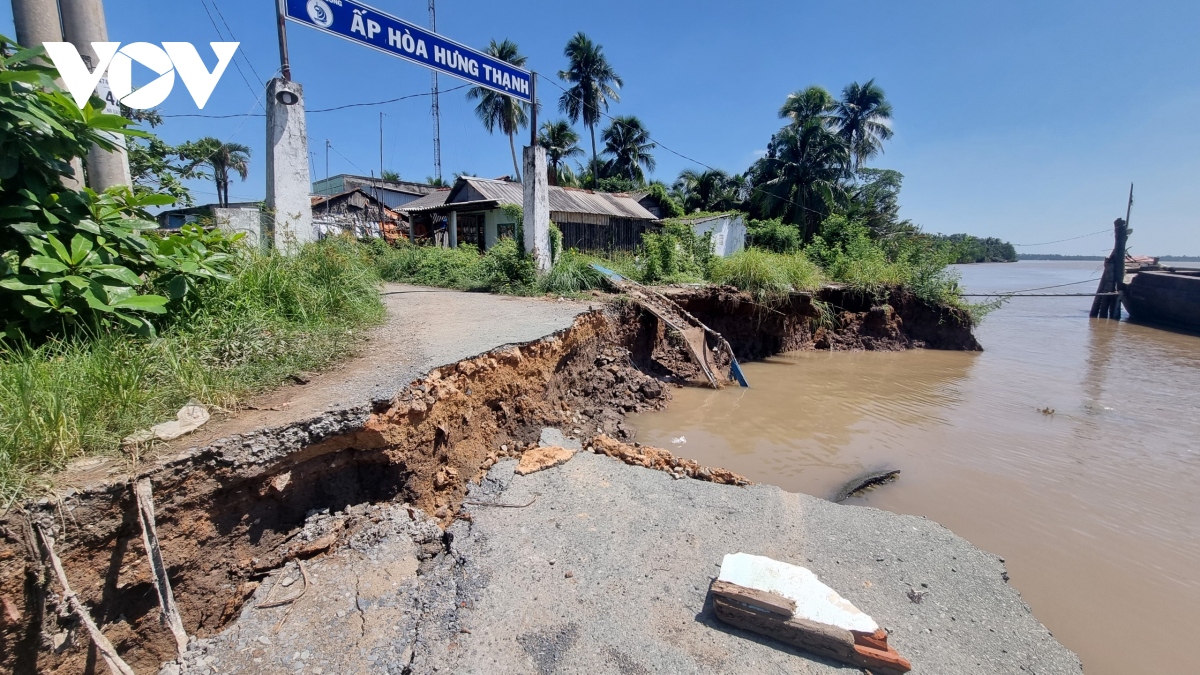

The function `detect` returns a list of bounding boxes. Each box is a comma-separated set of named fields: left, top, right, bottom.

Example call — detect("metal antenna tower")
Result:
left=429, top=0, right=442, bottom=181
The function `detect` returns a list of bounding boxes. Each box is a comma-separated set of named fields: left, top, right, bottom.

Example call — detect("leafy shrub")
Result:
left=639, top=220, right=714, bottom=283
left=479, top=238, right=536, bottom=292
left=747, top=218, right=801, bottom=253
left=645, top=182, right=684, bottom=218
left=0, top=39, right=235, bottom=338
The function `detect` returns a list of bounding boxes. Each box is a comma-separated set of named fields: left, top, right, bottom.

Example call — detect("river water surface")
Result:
left=629, top=261, right=1200, bottom=675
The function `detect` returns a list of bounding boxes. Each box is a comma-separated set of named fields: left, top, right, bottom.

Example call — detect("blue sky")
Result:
left=4, top=0, right=1198, bottom=254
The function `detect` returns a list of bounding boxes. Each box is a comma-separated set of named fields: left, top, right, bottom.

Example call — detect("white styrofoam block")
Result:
left=717, top=553, right=879, bottom=633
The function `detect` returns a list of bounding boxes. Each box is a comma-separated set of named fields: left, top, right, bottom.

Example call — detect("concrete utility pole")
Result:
left=59, top=0, right=131, bottom=190
left=523, top=142, right=551, bottom=272
left=268, top=5, right=313, bottom=253
left=429, top=0, right=442, bottom=182
left=12, top=0, right=85, bottom=188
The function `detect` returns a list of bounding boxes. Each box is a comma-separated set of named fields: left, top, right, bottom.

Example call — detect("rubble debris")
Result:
left=590, top=434, right=750, bottom=486
left=712, top=553, right=912, bottom=674
left=123, top=399, right=210, bottom=444
left=516, top=446, right=577, bottom=475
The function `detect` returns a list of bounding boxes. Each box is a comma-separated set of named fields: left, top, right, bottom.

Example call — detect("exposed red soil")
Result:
left=0, top=286, right=978, bottom=674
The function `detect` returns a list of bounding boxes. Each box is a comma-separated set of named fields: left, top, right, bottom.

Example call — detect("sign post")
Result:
left=282, top=0, right=532, bottom=102
left=281, top=0, right=547, bottom=266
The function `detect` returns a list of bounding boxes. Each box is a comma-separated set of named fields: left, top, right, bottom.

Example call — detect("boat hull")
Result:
left=1122, top=270, right=1200, bottom=332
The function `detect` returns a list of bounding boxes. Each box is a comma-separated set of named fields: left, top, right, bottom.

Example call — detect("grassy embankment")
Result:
left=0, top=240, right=383, bottom=500
left=368, top=218, right=974, bottom=315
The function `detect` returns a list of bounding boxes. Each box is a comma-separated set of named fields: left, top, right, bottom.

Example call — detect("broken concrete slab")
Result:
left=441, top=453, right=1081, bottom=674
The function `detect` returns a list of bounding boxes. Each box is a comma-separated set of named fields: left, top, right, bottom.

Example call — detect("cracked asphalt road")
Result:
left=172, top=451, right=1082, bottom=675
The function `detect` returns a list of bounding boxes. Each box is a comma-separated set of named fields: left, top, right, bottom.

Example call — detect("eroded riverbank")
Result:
left=0, top=283, right=1066, bottom=674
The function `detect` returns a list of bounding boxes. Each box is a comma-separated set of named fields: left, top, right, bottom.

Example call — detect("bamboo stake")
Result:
left=134, top=478, right=189, bottom=656
left=35, top=524, right=137, bottom=675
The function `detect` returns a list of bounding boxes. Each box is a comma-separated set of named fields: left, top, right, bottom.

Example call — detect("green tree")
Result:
left=122, top=106, right=203, bottom=207
left=538, top=119, right=583, bottom=186
left=748, top=116, right=849, bottom=240
left=672, top=168, right=748, bottom=213
left=0, top=38, right=237, bottom=336
left=381, top=169, right=400, bottom=182
left=557, top=32, right=623, bottom=187
left=179, top=137, right=251, bottom=207
left=601, top=115, right=655, bottom=185
left=834, top=79, right=893, bottom=170
left=467, top=39, right=529, bottom=181
left=779, top=86, right=836, bottom=128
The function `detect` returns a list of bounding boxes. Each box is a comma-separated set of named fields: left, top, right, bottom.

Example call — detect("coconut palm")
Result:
left=834, top=79, right=893, bottom=170
left=601, top=116, right=655, bottom=185
left=557, top=32, right=623, bottom=187
left=538, top=120, right=584, bottom=186
left=466, top=39, right=529, bottom=181
left=749, top=116, right=849, bottom=239
left=779, top=86, right=836, bottom=129
left=180, top=137, right=250, bottom=207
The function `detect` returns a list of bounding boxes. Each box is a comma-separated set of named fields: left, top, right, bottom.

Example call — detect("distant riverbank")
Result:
left=1018, top=253, right=1200, bottom=262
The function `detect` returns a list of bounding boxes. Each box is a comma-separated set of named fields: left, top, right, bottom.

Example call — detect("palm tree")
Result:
left=538, top=120, right=584, bottom=186
left=834, top=79, right=893, bottom=170
left=181, top=137, right=250, bottom=207
left=749, top=116, right=849, bottom=239
left=779, top=86, right=836, bottom=128
left=381, top=170, right=400, bottom=182
left=467, top=39, right=529, bottom=181
left=671, top=168, right=749, bottom=213
left=601, top=116, right=655, bottom=185
left=557, top=32, right=623, bottom=187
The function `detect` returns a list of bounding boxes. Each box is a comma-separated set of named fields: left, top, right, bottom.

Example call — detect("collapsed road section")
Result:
left=0, top=285, right=1075, bottom=674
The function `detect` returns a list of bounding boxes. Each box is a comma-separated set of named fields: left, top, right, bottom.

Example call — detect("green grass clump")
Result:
left=539, top=250, right=607, bottom=295
left=709, top=248, right=825, bottom=301
left=0, top=238, right=385, bottom=500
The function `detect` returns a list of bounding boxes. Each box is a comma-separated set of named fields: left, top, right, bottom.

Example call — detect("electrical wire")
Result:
left=209, top=0, right=266, bottom=86
left=1013, top=229, right=1110, bottom=247
left=161, top=85, right=470, bottom=119
left=196, top=0, right=263, bottom=110
left=966, top=277, right=1102, bottom=296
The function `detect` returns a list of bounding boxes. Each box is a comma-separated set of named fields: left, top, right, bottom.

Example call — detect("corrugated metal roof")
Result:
left=402, top=177, right=658, bottom=221
left=398, top=189, right=453, bottom=213
left=465, top=178, right=658, bottom=220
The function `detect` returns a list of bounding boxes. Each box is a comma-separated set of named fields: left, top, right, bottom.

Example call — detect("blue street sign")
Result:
left=282, top=0, right=532, bottom=102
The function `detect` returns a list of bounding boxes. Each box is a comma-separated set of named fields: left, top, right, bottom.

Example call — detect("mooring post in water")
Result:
left=1091, top=184, right=1134, bottom=320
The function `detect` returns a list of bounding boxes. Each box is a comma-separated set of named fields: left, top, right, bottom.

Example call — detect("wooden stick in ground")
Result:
left=134, top=478, right=189, bottom=656
left=35, top=524, right=137, bottom=675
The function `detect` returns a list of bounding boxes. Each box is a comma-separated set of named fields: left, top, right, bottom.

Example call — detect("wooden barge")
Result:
left=1122, top=266, right=1200, bottom=332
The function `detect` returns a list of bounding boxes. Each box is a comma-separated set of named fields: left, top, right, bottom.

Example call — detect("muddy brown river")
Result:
left=630, top=261, right=1200, bottom=675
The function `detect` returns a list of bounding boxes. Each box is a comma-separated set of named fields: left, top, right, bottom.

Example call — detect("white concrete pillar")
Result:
left=522, top=145, right=551, bottom=273
left=59, top=0, right=130, bottom=190
left=266, top=78, right=314, bottom=254
left=448, top=210, right=458, bottom=249
left=13, top=0, right=86, bottom=189
left=484, top=210, right=498, bottom=249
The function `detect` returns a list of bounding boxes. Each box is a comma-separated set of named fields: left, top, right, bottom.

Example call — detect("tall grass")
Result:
left=0, top=238, right=384, bottom=500
left=709, top=249, right=825, bottom=302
